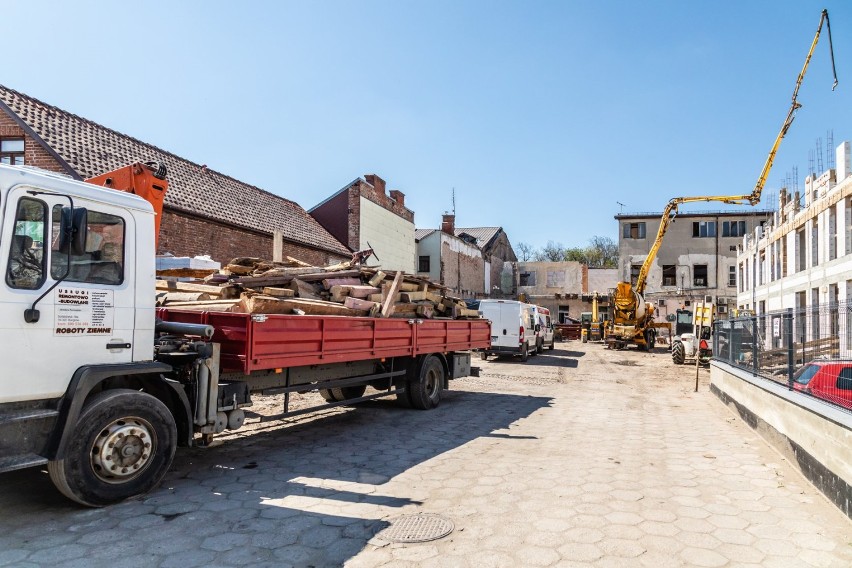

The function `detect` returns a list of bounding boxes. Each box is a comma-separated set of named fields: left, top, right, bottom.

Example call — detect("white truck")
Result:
left=0, top=163, right=490, bottom=506
left=478, top=299, right=536, bottom=361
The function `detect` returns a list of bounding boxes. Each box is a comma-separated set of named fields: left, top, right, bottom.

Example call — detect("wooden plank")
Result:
left=368, top=271, right=386, bottom=287
left=343, top=297, right=380, bottom=311
left=321, top=277, right=361, bottom=290
left=381, top=272, right=404, bottom=317
left=290, top=279, right=321, bottom=300
left=160, top=292, right=212, bottom=303
left=416, top=304, right=434, bottom=319
left=457, top=308, right=481, bottom=318
left=262, top=287, right=295, bottom=298
left=399, top=291, right=430, bottom=302
left=156, top=268, right=218, bottom=279
left=296, top=270, right=362, bottom=282
left=162, top=300, right=239, bottom=312
left=329, top=285, right=350, bottom=302
left=155, top=280, right=224, bottom=296
left=398, top=282, right=420, bottom=292
left=345, top=285, right=381, bottom=299
left=239, top=296, right=361, bottom=316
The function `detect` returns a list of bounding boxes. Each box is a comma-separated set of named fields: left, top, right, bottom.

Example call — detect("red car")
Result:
left=792, top=360, right=852, bottom=410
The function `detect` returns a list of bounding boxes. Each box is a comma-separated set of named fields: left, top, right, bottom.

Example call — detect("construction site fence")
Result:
left=713, top=303, right=852, bottom=416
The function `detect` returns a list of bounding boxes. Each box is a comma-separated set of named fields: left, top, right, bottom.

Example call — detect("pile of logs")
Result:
left=155, top=257, right=481, bottom=319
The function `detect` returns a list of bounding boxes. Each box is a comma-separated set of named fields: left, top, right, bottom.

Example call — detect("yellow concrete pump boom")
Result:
left=633, top=9, right=837, bottom=296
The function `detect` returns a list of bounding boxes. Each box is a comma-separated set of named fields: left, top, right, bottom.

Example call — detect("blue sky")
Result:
left=5, top=1, right=852, bottom=252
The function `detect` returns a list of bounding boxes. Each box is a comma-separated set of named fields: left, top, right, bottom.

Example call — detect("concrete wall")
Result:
left=588, top=268, right=618, bottom=295
left=517, top=261, right=585, bottom=296
left=416, top=231, right=484, bottom=296
left=415, top=232, right=441, bottom=282
left=711, top=361, right=852, bottom=518
left=359, top=196, right=415, bottom=273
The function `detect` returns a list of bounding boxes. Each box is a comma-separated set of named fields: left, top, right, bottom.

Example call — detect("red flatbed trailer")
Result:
left=158, top=310, right=491, bottom=374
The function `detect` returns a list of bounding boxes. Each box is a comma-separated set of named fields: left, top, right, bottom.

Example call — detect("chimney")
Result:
left=364, top=174, right=386, bottom=195
left=389, top=190, right=405, bottom=207
left=441, top=214, right=455, bottom=235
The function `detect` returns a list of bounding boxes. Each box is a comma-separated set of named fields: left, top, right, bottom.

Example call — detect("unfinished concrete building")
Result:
left=517, top=262, right=618, bottom=322
left=738, top=141, right=852, bottom=319
left=616, top=209, right=773, bottom=319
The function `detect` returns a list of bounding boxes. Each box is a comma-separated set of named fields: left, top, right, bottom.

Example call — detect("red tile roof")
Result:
left=0, top=86, right=350, bottom=257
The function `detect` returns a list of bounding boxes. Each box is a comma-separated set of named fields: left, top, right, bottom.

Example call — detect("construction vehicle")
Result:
left=672, top=298, right=714, bottom=366
left=607, top=9, right=837, bottom=351
left=0, top=162, right=490, bottom=506
left=580, top=293, right=604, bottom=343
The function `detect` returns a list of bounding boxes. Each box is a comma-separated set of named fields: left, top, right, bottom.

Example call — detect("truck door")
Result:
left=0, top=187, right=136, bottom=403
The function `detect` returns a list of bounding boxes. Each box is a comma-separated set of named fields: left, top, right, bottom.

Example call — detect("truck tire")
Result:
left=319, top=389, right=337, bottom=402
left=548, top=339, right=555, bottom=351
left=672, top=342, right=685, bottom=365
left=407, top=356, right=444, bottom=410
left=48, top=389, right=177, bottom=507
left=480, top=351, right=488, bottom=361
left=520, top=343, right=529, bottom=362
left=331, top=385, right=367, bottom=402
left=644, top=330, right=656, bottom=351
left=536, top=339, right=543, bottom=354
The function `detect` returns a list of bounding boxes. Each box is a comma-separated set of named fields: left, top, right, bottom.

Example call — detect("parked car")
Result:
left=478, top=300, right=536, bottom=361
left=791, top=360, right=852, bottom=410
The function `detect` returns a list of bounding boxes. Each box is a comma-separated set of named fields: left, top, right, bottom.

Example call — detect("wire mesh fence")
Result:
left=714, top=302, right=852, bottom=414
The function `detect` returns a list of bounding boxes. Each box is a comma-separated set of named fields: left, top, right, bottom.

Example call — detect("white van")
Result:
left=531, top=305, right=555, bottom=352
left=478, top=300, right=536, bottom=361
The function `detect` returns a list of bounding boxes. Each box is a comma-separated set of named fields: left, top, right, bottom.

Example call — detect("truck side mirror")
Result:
left=58, top=206, right=88, bottom=256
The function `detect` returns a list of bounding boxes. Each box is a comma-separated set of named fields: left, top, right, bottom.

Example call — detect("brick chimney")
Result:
left=364, top=174, right=386, bottom=195
left=441, top=214, right=455, bottom=235
left=389, top=190, right=405, bottom=207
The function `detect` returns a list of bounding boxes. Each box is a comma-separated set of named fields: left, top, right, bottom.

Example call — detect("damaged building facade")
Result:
left=517, top=262, right=618, bottom=322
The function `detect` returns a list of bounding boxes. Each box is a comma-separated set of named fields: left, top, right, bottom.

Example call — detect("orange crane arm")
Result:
left=85, top=162, right=168, bottom=247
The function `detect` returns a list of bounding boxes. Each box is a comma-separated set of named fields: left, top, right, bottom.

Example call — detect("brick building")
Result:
left=453, top=222, right=517, bottom=297
left=0, top=85, right=350, bottom=265
left=415, top=215, right=486, bottom=298
left=309, top=175, right=415, bottom=273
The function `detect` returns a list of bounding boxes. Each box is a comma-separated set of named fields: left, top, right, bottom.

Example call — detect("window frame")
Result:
left=49, top=205, right=127, bottom=286
left=0, top=137, right=25, bottom=166
left=5, top=197, right=48, bottom=290
left=418, top=255, right=431, bottom=273
left=693, top=264, right=708, bottom=287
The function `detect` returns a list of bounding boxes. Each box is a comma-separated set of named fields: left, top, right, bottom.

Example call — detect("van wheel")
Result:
left=408, top=356, right=444, bottom=410
left=48, top=389, right=176, bottom=507
left=520, top=344, right=529, bottom=362
left=548, top=339, right=555, bottom=351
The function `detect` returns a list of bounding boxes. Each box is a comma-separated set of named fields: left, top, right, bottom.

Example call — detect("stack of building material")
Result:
left=156, top=258, right=481, bottom=319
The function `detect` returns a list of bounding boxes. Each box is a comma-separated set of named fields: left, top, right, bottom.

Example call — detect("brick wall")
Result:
left=440, top=239, right=485, bottom=297
left=158, top=210, right=348, bottom=266
left=0, top=111, right=68, bottom=173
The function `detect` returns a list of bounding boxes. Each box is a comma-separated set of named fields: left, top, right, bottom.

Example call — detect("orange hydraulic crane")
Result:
left=86, top=161, right=168, bottom=246
left=608, top=9, right=838, bottom=350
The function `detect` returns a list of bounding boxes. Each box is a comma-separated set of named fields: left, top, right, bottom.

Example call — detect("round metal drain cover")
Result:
left=377, top=514, right=454, bottom=543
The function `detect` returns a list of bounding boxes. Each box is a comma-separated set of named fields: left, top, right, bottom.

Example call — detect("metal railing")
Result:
left=714, top=302, right=852, bottom=414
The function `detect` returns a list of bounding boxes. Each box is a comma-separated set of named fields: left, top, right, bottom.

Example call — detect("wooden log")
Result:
left=345, top=285, right=381, bottom=299
left=381, top=272, right=404, bottom=317
left=321, top=277, right=361, bottom=290
left=262, top=287, right=295, bottom=298
left=223, top=264, right=255, bottom=275
left=368, top=293, right=384, bottom=303
left=398, top=282, right=420, bottom=292
left=368, top=271, right=386, bottom=287
left=290, top=278, right=321, bottom=300
left=457, top=308, right=481, bottom=318
left=399, top=291, right=430, bottom=302
left=162, top=300, right=240, bottom=312
left=156, top=280, right=224, bottom=296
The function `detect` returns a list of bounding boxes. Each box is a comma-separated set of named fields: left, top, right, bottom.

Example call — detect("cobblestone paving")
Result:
left=1, top=342, right=851, bottom=567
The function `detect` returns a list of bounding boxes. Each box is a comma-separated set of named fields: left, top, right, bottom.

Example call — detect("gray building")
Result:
left=616, top=209, right=773, bottom=318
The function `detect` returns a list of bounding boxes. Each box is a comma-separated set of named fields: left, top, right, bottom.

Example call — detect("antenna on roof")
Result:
left=616, top=201, right=625, bottom=214
left=452, top=187, right=456, bottom=217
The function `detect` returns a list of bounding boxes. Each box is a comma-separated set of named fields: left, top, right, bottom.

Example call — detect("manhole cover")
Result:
left=376, top=514, right=454, bottom=543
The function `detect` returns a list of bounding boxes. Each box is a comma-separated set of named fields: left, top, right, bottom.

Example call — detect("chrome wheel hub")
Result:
left=90, top=417, right=155, bottom=483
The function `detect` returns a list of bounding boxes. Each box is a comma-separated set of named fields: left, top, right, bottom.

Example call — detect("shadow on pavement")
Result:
left=0, top=390, right=552, bottom=567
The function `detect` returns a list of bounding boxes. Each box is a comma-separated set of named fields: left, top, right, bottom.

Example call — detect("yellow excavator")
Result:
left=607, top=9, right=837, bottom=350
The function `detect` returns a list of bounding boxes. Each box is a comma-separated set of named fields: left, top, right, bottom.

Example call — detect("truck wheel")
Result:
left=536, top=339, right=543, bottom=354
left=330, top=385, right=367, bottom=402
left=480, top=351, right=488, bottom=361
left=48, top=389, right=176, bottom=507
left=319, top=389, right=337, bottom=402
left=672, top=342, right=685, bottom=365
left=408, top=356, right=444, bottom=410
left=520, top=343, right=529, bottom=362
left=548, top=339, right=555, bottom=351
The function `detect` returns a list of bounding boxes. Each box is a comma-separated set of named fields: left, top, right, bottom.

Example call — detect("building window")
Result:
left=630, top=264, right=641, bottom=286
left=662, top=265, right=676, bottom=287
left=418, top=255, right=430, bottom=273
left=722, top=220, right=746, bottom=237
left=0, top=138, right=25, bottom=165
left=623, top=222, right=646, bottom=239
left=728, top=266, right=736, bottom=287
left=693, top=264, right=708, bottom=287
left=520, top=271, right=536, bottom=286
left=692, top=221, right=716, bottom=238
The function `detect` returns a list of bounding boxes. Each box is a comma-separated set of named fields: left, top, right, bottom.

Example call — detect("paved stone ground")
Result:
left=1, top=342, right=851, bottom=567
